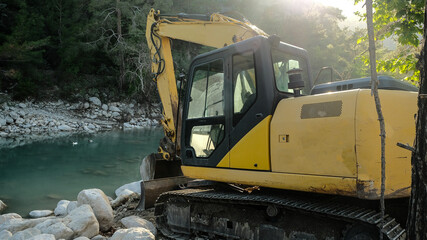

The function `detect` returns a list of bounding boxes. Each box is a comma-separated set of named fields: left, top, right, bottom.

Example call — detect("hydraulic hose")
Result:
left=150, top=22, right=166, bottom=81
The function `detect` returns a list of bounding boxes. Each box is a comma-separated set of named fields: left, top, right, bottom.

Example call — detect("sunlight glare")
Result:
left=311, top=0, right=365, bottom=28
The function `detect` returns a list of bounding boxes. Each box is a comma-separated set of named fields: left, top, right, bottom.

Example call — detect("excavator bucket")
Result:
left=140, top=153, right=182, bottom=180
left=137, top=176, right=189, bottom=209
left=138, top=153, right=184, bottom=209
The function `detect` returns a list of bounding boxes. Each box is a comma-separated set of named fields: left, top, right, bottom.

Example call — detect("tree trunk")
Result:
left=55, top=0, right=63, bottom=45
left=406, top=2, right=427, bottom=239
left=366, top=1, right=387, bottom=239
left=116, top=0, right=125, bottom=91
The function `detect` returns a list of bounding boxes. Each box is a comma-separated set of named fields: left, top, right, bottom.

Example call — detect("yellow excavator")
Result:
left=140, top=9, right=418, bottom=240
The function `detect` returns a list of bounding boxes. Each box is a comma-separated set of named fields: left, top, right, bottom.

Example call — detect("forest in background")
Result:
left=0, top=0, right=420, bottom=102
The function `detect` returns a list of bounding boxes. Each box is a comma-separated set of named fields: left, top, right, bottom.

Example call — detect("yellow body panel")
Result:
left=268, top=89, right=416, bottom=199
left=270, top=91, right=358, bottom=178
left=355, top=90, right=417, bottom=199
left=216, top=153, right=230, bottom=168
left=190, top=89, right=416, bottom=200
left=229, top=116, right=271, bottom=170
left=182, top=166, right=357, bottom=196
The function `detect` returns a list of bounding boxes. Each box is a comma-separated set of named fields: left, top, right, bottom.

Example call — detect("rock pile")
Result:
left=0, top=188, right=156, bottom=240
left=0, top=97, right=161, bottom=148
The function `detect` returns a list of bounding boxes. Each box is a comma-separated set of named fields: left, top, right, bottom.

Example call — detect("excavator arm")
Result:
left=143, top=9, right=267, bottom=172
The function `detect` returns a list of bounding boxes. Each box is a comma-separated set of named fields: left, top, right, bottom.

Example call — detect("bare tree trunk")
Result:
left=116, top=0, right=125, bottom=91
left=406, top=2, right=427, bottom=239
left=55, top=0, right=63, bottom=45
left=366, top=1, right=386, bottom=239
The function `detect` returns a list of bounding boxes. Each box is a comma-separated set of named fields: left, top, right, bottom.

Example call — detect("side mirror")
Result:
left=287, top=68, right=304, bottom=97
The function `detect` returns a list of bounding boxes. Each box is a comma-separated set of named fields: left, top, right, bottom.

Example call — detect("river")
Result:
left=0, top=128, right=163, bottom=216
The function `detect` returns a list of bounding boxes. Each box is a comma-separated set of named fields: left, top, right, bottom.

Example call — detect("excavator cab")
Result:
left=181, top=36, right=313, bottom=169
left=140, top=36, right=312, bottom=207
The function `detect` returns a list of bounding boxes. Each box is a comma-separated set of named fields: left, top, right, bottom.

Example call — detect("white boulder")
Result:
left=27, top=233, right=56, bottom=240
left=29, top=210, right=53, bottom=218
left=101, top=104, right=108, bottom=111
left=17, top=110, right=26, bottom=117
left=58, top=125, right=72, bottom=131
left=109, top=228, right=155, bottom=240
left=73, top=237, right=90, bottom=240
left=109, top=106, right=121, bottom=112
left=35, top=219, right=73, bottom=240
left=115, top=181, right=141, bottom=197
left=77, top=189, right=113, bottom=231
left=15, top=118, right=24, bottom=125
left=66, top=201, right=78, bottom=215
left=54, top=200, right=70, bottom=216
left=9, top=111, right=18, bottom=120
left=5, top=116, right=13, bottom=124
left=0, top=230, right=12, bottom=240
left=0, top=216, right=51, bottom=234
left=0, top=118, right=6, bottom=127
left=89, top=97, right=101, bottom=106
left=111, top=189, right=139, bottom=208
left=63, top=204, right=99, bottom=239
left=120, top=216, right=156, bottom=236
left=18, top=103, right=27, bottom=108
left=10, top=227, right=40, bottom=240
left=0, top=213, right=21, bottom=225
left=91, top=235, right=107, bottom=240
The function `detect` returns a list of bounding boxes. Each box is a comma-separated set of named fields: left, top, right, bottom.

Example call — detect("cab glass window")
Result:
left=272, top=51, right=310, bottom=94
left=188, top=60, right=224, bottom=119
left=232, top=52, right=256, bottom=126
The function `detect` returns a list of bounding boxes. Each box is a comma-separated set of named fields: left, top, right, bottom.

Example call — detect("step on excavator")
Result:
left=138, top=8, right=418, bottom=239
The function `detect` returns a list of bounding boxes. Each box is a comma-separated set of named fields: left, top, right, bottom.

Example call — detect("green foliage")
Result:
left=4, top=0, right=413, bottom=101
left=377, top=46, right=419, bottom=84
left=0, top=1, right=52, bottom=99
left=356, top=0, right=424, bottom=84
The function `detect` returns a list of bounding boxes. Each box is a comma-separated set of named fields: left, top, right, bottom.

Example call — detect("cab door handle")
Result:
left=256, top=113, right=263, bottom=118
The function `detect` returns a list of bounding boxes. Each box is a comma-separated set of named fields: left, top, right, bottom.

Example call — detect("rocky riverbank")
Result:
left=0, top=184, right=156, bottom=240
left=0, top=97, right=161, bottom=148
left=0, top=97, right=163, bottom=239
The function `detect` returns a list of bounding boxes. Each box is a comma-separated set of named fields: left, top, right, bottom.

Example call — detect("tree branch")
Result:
left=366, top=1, right=387, bottom=239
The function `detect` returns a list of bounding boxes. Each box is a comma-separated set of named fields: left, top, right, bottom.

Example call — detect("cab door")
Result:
left=228, top=50, right=271, bottom=171
left=181, top=58, right=230, bottom=167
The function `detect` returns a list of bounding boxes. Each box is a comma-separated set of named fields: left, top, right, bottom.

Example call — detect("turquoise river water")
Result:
left=0, top=128, right=163, bottom=216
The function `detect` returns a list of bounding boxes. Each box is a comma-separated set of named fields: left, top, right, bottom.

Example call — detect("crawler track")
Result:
left=155, top=188, right=406, bottom=240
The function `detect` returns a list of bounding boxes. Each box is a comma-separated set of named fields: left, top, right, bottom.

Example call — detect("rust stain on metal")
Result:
left=356, top=180, right=379, bottom=199
left=308, top=185, right=356, bottom=197
left=385, top=186, right=411, bottom=198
